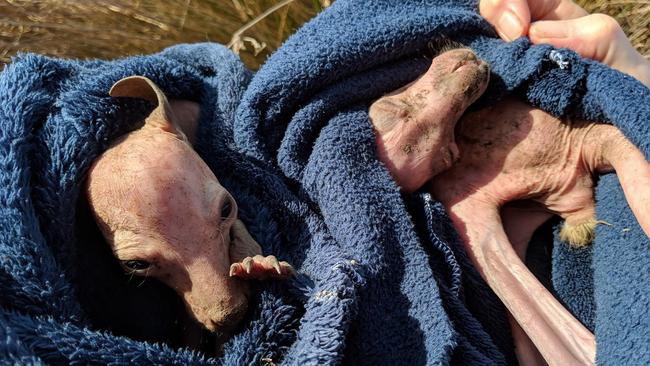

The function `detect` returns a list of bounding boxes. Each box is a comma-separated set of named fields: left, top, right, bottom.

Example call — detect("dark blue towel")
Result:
left=1, top=0, right=648, bottom=365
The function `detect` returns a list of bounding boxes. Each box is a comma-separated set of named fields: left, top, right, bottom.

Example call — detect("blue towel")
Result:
left=1, top=0, right=648, bottom=365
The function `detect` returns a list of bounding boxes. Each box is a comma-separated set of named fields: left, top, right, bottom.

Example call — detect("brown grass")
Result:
left=0, top=0, right=647, bottom=70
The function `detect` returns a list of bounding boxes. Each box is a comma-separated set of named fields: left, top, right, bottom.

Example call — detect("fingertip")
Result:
left=480, top=0, right=530, bottom=41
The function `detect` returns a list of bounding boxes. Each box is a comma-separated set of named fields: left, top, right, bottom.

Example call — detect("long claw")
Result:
left=265, top=255, right=282, bottom=274
left=242, top=257, right=253, bottom=274
left=229, top=255, right=295, bottom=280
left=279, top=261, right=296, bottom=276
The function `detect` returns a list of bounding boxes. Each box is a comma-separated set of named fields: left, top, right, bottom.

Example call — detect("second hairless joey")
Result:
left=370, top=47, right=650, bottom=366
left=86, top=76, right=294, bottom=340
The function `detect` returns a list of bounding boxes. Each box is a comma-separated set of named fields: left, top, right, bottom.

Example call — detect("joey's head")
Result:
left=370, top=47, right=490, bottom=191
left=86, top=76, right=261, bottom=337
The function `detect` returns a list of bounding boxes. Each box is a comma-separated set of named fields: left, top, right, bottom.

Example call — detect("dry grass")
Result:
left=0, top=0, right=647, bottom=70
left=0, top=0, right=329, bottom=69
left=576, top=0, right=649, bottom=57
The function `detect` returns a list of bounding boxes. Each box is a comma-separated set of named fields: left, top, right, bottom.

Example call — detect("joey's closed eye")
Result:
left=121, top=259, right=151, bottom=272
left=221, top=196, right=237, bottom=220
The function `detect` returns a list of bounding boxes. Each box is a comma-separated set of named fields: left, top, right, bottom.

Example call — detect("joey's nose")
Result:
left=461, top=50, right=477, bottom=61
left=449, top=48, right=477, bottom=60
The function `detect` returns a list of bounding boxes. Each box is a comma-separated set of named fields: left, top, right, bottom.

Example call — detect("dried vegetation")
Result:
left=0, top=0, right=647, bottom=70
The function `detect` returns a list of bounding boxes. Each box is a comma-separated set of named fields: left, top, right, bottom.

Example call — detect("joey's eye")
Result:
left=121, top=260, right=151, bottom=271
left=221, top=199, right=233, bottom=219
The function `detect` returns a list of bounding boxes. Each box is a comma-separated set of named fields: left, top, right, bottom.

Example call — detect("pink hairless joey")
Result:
left=369, top=48, right=650, bottom=365
left=85, top=76, right=294, bottom=341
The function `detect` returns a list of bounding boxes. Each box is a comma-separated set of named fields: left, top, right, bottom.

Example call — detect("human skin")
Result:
left=479, top=0, right=650, bottom=87
left=369, top=49, right=650, bottom=365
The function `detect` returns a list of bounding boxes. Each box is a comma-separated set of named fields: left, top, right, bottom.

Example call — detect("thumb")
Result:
left=479, top=0, right=531, bottom=41
left=529, top=14, right=629, bottom=65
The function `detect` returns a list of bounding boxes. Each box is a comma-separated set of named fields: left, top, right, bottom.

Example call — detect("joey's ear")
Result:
left=109, top=76, right=186, bottom=139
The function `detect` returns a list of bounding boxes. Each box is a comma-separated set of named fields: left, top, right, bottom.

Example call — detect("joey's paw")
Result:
left=229, top=255, right=295, bottom=280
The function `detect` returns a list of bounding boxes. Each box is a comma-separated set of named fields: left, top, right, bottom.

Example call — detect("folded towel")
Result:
left=1, top=0, right=648, bottom=365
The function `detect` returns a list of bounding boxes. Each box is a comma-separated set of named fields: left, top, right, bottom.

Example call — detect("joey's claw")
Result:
left=229, top=255, right=295, bottom=280
left=243, top=257, right=253, bottom=274
left=279, top=261, right=296, bottom=276
left=265, top=255, right=282, bottom=274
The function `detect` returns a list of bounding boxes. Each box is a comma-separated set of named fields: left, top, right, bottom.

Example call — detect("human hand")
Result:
left=479, top=0, right=650, bottom=87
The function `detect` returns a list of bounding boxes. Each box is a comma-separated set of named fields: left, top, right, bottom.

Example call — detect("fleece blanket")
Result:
left=1, top=0, right=648, bottom=364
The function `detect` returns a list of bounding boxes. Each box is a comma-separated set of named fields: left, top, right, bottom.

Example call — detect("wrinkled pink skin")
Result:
left=370, top=48, right=489, bottom=191
left=370, top=48, right=650, bottom=366
left=86, top=77, right=293, bottom=341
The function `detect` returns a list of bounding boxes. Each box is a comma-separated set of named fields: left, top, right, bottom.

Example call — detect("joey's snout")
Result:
left=369, top=47, right=490, bottom=192
left=436, top=48, right=490, bottom=103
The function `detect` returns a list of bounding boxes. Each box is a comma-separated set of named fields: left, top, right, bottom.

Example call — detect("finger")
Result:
left=590, top=125, right=650, bottom=239
left=528, top=0, right=587, bottom=21
left=243, top=257, right=254, bottom=273
left=230, top=255, right=294, bottom=279
left=530, top=14, right=650, bottom=86
left=479, top=0, right=532, bottom=41
left=229, top=262, right=244, bottom=277
left=479, top=0, right=586, bottom=42
left=529, top=14, right=626, bottom=64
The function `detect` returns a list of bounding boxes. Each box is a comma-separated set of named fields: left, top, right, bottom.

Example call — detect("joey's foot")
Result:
left=229, top=255, right=295, bottom=280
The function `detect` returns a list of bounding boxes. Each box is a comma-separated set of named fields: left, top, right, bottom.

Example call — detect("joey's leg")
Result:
left=447, top=200, right=595, bottom=366
left=430, top=98, right=650, bottom=365
left=502, top=205, right=554, bottom=366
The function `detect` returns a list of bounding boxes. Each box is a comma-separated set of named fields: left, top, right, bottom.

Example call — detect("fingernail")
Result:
left=498, top=10, right=524, bottom=41
left=530, top=21, right=568, bottom=39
